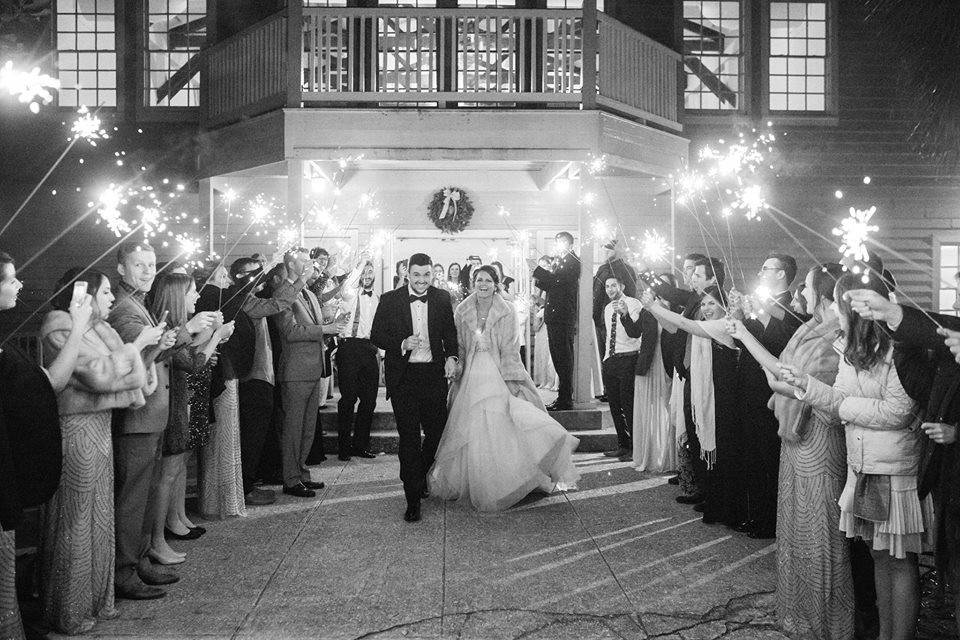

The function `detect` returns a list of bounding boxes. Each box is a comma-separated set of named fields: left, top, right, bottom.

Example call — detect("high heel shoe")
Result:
left=148, top=548, right=186, bottom=565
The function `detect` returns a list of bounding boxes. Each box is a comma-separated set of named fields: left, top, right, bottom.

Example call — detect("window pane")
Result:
left=55, top=0, right=117, bottom=106
left=941, top=268, right=957, bottom=284
left=767, top=2, right=828, bottom=112
left=943, top=245, right=959, bottom=266
left=683, top=1, right=743, bottom=111
left=145, top=0, right=206, bottom=106
left=940, top=290, right=955, bottom=312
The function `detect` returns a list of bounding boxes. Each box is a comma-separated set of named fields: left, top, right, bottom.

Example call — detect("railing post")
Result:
left=286, top=2, right=303, bottom=107
left=581, top=0, right=598, bottom=109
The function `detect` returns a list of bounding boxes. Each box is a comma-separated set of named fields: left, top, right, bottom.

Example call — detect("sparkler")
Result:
left=0, top=61, right=59, bottom=112
left=833, top=205, right=878, bottom=268
left=70, top=106, right=108, bottom=146
left=639, top=230, right=672, bottom=264
left=732, top=184, right=767, bottom=220
left=586, top=154, right=607, bottom=175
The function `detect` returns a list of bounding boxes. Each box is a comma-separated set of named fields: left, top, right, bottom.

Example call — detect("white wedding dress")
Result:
left=428, top=295, right=580, bottom=512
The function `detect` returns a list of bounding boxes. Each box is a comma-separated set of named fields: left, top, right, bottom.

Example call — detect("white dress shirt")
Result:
left=407, top=286, right=433, bottom=363
left=337, top=265, right=379, bottom=340
left=603, top=295, right=643, bottom=359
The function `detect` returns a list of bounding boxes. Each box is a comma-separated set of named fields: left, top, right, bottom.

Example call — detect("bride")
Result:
left=428, top=265, right=580, bottom=511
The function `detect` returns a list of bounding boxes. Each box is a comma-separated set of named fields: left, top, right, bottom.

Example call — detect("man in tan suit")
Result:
left=277, top=248, right=346, bottom=498
left=108, top=242, right=218, bottom=599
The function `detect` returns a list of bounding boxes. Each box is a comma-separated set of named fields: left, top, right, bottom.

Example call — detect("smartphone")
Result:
left=70, top=281, right=88, bottom=306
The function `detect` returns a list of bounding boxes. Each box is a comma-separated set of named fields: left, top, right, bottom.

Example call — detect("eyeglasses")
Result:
left=758, top=266, right=783, bottom=274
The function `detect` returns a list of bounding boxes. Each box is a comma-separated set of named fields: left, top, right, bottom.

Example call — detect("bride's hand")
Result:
left=444, top=357, right=458, bottom=380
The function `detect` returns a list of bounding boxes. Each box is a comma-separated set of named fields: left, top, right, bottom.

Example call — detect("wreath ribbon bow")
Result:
left=439, top=188, right=461, bottom=220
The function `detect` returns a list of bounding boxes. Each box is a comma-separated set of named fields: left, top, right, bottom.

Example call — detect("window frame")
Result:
left=681, top=0, right=838, bottom=125
left=759, top=0, right=837, bottom=121
left=52, top=0, right=121, bottom=111
left=933, top=235, right=960, bottom=317
left=680, top=0, right=752, bottom=117
left=136, top=0, right=203, bottom=121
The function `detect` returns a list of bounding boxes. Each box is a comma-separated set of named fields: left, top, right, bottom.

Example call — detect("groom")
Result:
left=370, top=253, right=459, bottom=522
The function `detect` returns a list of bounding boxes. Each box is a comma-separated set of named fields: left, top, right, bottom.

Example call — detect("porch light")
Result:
left=553, top=178, right=571, bottom=193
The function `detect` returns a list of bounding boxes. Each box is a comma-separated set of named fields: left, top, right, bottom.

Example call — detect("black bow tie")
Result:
left=409, top=294, right=427, bottom=304
left=361, top=290, right=373, bottom=297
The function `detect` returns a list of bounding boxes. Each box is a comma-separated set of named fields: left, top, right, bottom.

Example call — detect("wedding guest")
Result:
left=310, top=248, right=345, bottom=410
left=650, top=253, right=707, bottom=493
left=781, top=270, right=932, bottom=640
left=730, top=253, right=803, bottom=539
left=791, top=283, right=808, bottom=316
left=600, top=274, right=652, bottom=461
left=278, top=249, right=343, bottom=498
left=460, top=255, right=482, bottom=292
left=0, top=251, right=95, bottom=638
left=432, top=263, right=445, bottom=288
left=490, top=261, right=515, bottom=294
left=38, top=268, right=159, bottom=635
left=336, top=260, right=379, bottom=460
left=727, top=263, right=853, bottom=639
left=641, top=284, right=738, bottom=525
left=222, top=256, right=305, bottom=506
left=633, top=274, right=677, bottom=473
left=393, top=259, right=408, bottom=289
left=532, top=232, right=580, bottom=411
left=592, top=240, right=638, bottom=361
left=109, top=242, right=216, bottom=599
left=447, top=263, right=465, bottom=306
left=148, top=273, right=234, bottom=562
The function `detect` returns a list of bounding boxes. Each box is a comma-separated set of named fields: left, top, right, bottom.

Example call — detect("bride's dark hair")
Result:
left=472, top=265, right=499, bottom=286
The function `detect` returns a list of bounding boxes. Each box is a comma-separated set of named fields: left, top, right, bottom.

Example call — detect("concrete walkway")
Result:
left=73, top=454, right=787, bottom=640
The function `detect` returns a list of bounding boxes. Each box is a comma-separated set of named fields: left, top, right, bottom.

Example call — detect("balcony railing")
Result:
left=203, top=6, right=680, bottom=130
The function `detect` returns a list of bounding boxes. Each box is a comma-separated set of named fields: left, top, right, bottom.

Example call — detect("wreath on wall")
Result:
left=427, top=187, right=474, bottom=234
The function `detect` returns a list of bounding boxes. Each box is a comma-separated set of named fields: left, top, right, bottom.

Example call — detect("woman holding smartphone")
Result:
left=38, top=268, right=162, bottom=634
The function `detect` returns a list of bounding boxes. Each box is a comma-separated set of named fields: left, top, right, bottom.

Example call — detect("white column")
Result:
left=200, top=178, right=214, bottom=255
left=287, top=159, right=305, bottom=246
left=574, top=167, right=597, bottom=405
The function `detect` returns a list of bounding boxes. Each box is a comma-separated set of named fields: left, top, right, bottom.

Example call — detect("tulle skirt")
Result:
left=428, top=349, right=580, bottom=512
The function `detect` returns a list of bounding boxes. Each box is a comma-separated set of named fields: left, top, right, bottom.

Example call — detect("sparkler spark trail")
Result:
left=833, top=206, right=878, bottom=265
left=733, top=184, right=767, bottom=220
left=640, top=230, right=672, bottom=264
left=71, top=106, right=109, bottom=145
left=0, top=61, right=59, bottom=112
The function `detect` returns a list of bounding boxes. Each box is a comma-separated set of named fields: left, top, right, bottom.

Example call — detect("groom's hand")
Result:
left=401, top=335, right=420, bottom=353
left=444, top=356, right=458, bottom=380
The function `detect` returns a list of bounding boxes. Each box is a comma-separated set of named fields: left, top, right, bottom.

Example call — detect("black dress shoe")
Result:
left=189, top=526, right=206, bottom=535
left=675, top=494, right=704, bottom=504
left=164, top=527, right=202, bottom=541
left=282, top=483, right=316, bottom=498
left=748, top=528, right=776, bottom=540
left=116, top=583, right=166, bottom=600
left=733, top=520, right=755, bottom=533
left=693, top=502, right=705, bottom=513
left=351, top=448, right=376, bottom=459
left=404, top=503, right=421, bottom=522
left=546, top=401, right=573, bottom=411
left=420, top=487, right=430, bottom=499
left=138, top=565, right=180, bottom=586
left=338, top=453, right=351, bottom=461
left=667, top=475, right=680, bottom=485
left=302, top=480, right=325, bottom=490
left=318, top=454, right=328, bottom=462
left=595, top=394, right=608, bottom=403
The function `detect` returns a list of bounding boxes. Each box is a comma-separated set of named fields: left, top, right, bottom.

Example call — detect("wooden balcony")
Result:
left=203, top=5, right=681, bottom=131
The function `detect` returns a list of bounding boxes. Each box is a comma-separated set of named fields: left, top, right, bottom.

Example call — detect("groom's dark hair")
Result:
left=408, top=253, right=432, bottom=269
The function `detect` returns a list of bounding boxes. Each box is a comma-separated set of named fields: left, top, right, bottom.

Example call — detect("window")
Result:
left=768, top=1, right=827, bottom=111
left=938, top=244, right=960, bottom=316
left=683, top=1, right=743, bottom=111
left=547, top=0, right=605, bottom=8
left=56, top=0, right=117, bottom=107
left=145, top=0, right=206, bottom=107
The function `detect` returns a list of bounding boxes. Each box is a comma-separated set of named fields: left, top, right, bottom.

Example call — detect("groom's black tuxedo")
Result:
left=371, top=285, right=458, bottom=397
left=370, top=285, right=458, bottom=507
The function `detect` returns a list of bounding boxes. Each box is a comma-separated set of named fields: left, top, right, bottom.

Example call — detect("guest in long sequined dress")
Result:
left=728, top=264, right=854, bottom=640
left=38, top=269, right=158, bottom=634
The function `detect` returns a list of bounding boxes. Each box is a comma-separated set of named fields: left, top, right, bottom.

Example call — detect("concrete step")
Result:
left=317, top=406, right=603, bottom=432
left=317, top=428, right=618, bottom=455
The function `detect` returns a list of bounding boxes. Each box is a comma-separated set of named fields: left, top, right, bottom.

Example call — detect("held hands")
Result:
left=185, top=311, right=221, bottom=335
left=612, top=298, right=628, bottom=315
left=134, top=324, right=165, bottom=350
left=444, top=357, right=459, bottom=380
left=639, top=290, right=657, bottom=308
left=844, top=289, right=901, bottom=325
left=921, top=422, right=958, bottom=445
left=778, top=363, right=806, bottom=391
left=158, top=328, right=178, bottom=350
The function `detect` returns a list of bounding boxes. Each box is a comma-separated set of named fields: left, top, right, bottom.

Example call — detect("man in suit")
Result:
left=276, top=248, right=345, bottom=498
left=220, top=255, right=307, bottom=506
left=335, top=260, right=380, bottom=461
left=532, top=231, right=581, bottom=411
left=370, top=253, right=458, bottom=523
left=592, top=240, right=638, bottom=360
left=109, top=241, right=217, bottom=600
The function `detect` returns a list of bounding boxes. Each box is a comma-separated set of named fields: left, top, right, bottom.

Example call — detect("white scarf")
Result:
left=688, top=319, right=736, bottom=469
